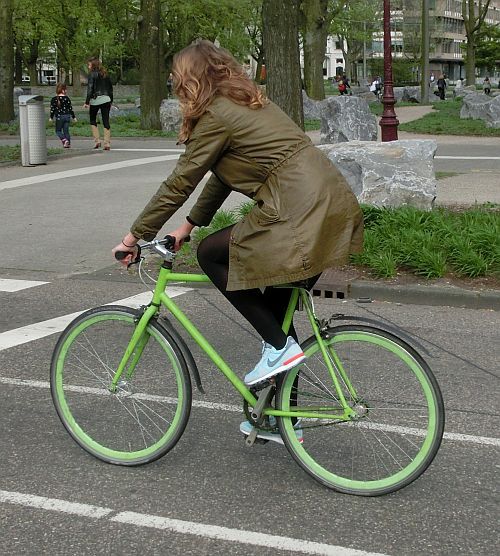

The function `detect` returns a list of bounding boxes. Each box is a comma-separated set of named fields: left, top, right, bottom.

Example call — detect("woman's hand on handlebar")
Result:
left=168, top=221, right=194, bottom=251
left=112, top=236, right=139, bottom=268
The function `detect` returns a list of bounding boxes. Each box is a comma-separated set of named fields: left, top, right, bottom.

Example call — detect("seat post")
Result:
left=281, top=287, right=300, bottom=335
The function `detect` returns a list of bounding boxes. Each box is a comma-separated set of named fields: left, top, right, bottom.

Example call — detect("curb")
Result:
left=312, top=278, right=500, bottom=311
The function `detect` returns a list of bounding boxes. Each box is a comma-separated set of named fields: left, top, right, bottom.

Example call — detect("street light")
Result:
left=379, top=0, right=399, bottom=141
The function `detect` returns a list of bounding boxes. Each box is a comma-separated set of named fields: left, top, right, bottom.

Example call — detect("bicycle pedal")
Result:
left=245, top=427, right=258, bottom=447
left=250, top=378, right=274, bottom=392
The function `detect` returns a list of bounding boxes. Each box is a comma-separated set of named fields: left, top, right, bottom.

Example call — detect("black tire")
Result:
left=50, top=306, right=192, bottom=465
left=276, top=325, right=444, bottom=495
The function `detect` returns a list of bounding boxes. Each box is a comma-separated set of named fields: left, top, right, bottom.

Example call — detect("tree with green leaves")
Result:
left=262, top=0, right=303, bottom=128
left=474, top=23, right=500, bottom=75
left=0, top=0, right=15, bottom=122
left=244, top=0, right=264, bottom=81
left=300, top=0, right=329, bottom=100
left=329, top=0, right=379, bottom=82
left=462, top=0, right=492, bottom=85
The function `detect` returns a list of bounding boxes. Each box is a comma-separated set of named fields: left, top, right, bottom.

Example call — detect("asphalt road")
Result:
left=0, top=148, right=499, bottom=554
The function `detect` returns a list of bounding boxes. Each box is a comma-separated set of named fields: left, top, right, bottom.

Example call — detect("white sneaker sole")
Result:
left=244, top=353, right=306, bottom=386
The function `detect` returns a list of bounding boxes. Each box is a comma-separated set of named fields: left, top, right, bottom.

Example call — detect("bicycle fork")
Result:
left=108, top=304, right=158, bottom=392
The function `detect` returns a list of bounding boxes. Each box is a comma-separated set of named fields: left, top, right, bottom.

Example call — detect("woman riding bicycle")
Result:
left=112, top=39, right=363, bottom=389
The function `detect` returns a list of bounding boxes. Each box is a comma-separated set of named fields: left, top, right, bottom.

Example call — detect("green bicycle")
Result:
left=50, top=236, right=445, bottom=496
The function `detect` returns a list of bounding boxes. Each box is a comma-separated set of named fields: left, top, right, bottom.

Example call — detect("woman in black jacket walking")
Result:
left=84, top=57, right=114, bottom=150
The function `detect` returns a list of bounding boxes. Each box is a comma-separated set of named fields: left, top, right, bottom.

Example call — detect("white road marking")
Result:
left=0, top=376, right=498, bottom=447
left=111, top=148, right=184, bottom=152
left=435, top=156, right=500, bottom=160
left=0, top=154, right=181, bottom=191
left=0, top=489, right=385, bottom=555
left=111, top=511, right=383, bottom=555
left=0, top=490, right=112, bottom=518
left=0, top=279, right=49, bottom=292
left=0, top=287, right=190, bottom=352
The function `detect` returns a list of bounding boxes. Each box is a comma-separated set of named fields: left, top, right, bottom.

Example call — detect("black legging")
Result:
left=197, top=225, right=320, bottom=350
left=89, top=102, right=111, bottom=129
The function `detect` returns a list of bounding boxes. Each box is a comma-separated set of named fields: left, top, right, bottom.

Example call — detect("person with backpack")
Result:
left=49, top=83, right=77, bottom=148
left=436, top=74, right=447, bottom=100
left=483, top=77, right=491, bottom=96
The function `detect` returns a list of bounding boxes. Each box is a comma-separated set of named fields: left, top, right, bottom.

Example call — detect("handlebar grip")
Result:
left=164, top=234, right=190, bottom=249
left=115, top=251, right=128, bottom=261
left=115, top=244, right=141, bottom=266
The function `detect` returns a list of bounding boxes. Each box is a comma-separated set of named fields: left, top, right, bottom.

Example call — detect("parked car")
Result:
left=21, top=75, right=30, bottom=83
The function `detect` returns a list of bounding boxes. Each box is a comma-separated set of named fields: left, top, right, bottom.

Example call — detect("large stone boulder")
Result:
left=160, top=98, right=182, bottom=132
left=460, top=93, right=500, bottom=128
left=454, top=85, right=477, bottom=99
left=320, top=96, right=378, bottom=143
left=319, top=140, right=437, bottom=210
left=402, top=86, right=421, bottom=103
left=302, top=90, right=326, bottom=120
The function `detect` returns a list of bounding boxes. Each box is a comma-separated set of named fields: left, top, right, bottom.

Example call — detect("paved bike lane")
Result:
left=0, top=272, right=498, bottom=555
left=1, top=139, right=498, bottom=554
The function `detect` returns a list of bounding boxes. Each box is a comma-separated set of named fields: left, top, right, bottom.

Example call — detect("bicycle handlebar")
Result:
left=114, top=235, right=190, bottom=266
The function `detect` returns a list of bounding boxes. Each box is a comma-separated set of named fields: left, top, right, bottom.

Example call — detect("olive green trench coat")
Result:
left=131, top=97, right=363, bottom=291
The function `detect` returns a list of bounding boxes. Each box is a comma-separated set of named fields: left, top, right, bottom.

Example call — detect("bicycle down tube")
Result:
left=111, top=265, right=354, bottom=422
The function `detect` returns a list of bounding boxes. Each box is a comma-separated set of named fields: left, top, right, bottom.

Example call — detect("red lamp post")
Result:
left=379, top=0, right=399, bottom=141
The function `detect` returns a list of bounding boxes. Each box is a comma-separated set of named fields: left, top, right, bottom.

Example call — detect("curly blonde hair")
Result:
left=173, top=40, right=267, bottom=143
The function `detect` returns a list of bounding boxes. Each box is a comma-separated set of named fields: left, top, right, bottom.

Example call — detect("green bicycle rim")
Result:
left=279, top=328, right=442, bottom=493
left=53, top=311, right=186, bottom=462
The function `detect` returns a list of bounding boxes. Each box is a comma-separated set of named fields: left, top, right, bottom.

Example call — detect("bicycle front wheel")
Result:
left=276, top=325, right=444, bottom=495
left=51, top=306, right=192, bottom=465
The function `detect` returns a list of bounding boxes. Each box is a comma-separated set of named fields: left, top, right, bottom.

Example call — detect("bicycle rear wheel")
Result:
left=51, top=306, right=192, bottom=465
left=276, top=325, right=444, bottom=495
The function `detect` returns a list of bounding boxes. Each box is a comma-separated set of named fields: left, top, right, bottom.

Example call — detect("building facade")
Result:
left=370, top=0, right=500, bottom=83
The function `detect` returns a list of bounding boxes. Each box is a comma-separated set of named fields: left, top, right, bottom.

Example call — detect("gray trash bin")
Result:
left=19, top=95, right=47, bottom=166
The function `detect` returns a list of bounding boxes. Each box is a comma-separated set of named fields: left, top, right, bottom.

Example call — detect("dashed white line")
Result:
left=0, top=489, right=386, bottom=555
left=0, top=490, right=113, bottom=518
left=0, top=376, right=498, bottom=447
left=0, top=288, right=190, bottom=352
left=0, top=154, right=181, bottom=191
left=0, top=279, right=49, bottom=292
left=435, top=155, right=500, bottom=160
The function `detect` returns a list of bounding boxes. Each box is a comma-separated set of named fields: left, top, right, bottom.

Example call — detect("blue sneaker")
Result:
left=244, top=337, right=306, bottom=386
left=239, top=418, right=303, bottom=445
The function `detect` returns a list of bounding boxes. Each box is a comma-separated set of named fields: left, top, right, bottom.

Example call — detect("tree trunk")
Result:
left=465, top=39, right=475, bottom=86
left=72, top=64, right=83, bottom=97
left=139, top=0, right=162, bottom=130
left=301, top=0, right=328, bottom=100
left=0, top=0, right=15, bottom=122
left=14, top=46, right=22, bottom=85
left=27, top=39, right=40, bottom=86
left=28, top=61, right=37, bottom=86
left=158, top=32, right=168, bottom=100
left=262, top=0, right=303, bottom=129
left=463, top=0, right=492, bottom=86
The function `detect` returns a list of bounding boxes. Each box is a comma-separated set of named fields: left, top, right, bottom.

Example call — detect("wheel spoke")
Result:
left=51, top=308, right=191, bottom=464
left=278, top=326, right=444, bottom=494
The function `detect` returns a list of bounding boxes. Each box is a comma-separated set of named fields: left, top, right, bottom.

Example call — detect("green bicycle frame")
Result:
left=110, top=263, right=356, bottom=421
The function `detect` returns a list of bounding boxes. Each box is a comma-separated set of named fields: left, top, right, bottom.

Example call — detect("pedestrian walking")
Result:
left=84, top=57, right=114, bottom=151
left=49, top=83, right=77, bottom=148
left=436, top=74, right=447, bottom=100
left=453, top=77, right=463, bottom=98
left=483, top=77, right=491, bottom=96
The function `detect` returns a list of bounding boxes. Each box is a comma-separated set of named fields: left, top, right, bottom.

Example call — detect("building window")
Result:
left=336, top=58, right=343, bottom=64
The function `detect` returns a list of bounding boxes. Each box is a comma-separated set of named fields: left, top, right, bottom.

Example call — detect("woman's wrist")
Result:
left=122, top=233, right=138, bottom=248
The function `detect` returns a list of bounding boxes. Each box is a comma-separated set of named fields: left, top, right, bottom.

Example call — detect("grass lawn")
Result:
left=399, top=98, right=500, bottom=136
left=0, top=144, right=62, bottom=163
left=172, top=203, right=499, bottom=282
